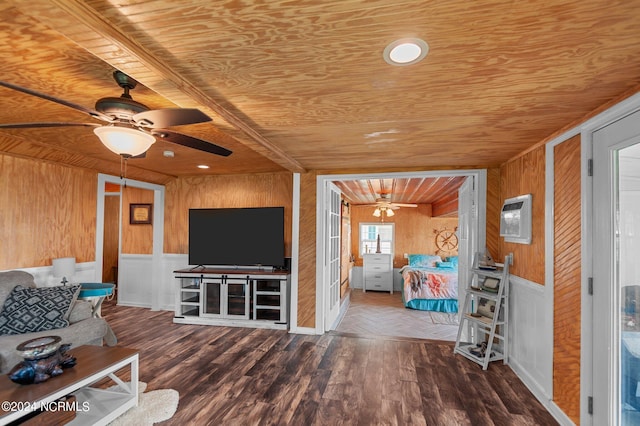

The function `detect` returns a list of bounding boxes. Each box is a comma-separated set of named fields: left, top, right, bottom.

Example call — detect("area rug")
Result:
left=430, top=312, right=459, bottom=325
left=108, top=381, right=179, bottom=426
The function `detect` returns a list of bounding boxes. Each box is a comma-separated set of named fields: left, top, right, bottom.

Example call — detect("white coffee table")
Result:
left=0, top=345, right=138, bottom=426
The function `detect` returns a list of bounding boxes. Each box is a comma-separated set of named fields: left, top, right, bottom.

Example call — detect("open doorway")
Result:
left=102, top=182, right=121, bottom=286
left=95, top=174, right=165, bottom=310
left=316, top=170, right=487, bottom=337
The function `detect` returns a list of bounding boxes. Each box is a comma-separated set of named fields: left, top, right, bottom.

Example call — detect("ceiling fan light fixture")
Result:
left=94, top=126, right=155, bottom=157
left=386, top=208, right=395, bottom=217
left=373, top=208, right=382, bottom=217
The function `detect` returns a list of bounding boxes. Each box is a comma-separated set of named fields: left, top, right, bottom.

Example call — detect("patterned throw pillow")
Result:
left=0, top=285, right=80, bottom=335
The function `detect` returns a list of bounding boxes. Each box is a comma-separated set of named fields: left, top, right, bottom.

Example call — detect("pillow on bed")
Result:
left=408, top=254, right=442, bottom=268
left=436, top=261, right=454, bottom=268
left=445, top=256, right=459, bottom=268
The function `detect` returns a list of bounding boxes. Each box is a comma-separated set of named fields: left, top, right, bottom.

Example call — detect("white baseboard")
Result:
left=289, top=326, right=319, bottom=335
left=509, top=358, right=574, bottom=425
left=547, top=401, right=576, bottom=426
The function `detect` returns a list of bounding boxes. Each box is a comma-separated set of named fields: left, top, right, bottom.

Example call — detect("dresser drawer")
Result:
left=364, top=275, right=392, bottom=291
left=364, top=254, right=390, bottom=265
left=365, top=263, right=391, bottom=274
left=364, top=270, right=392, bottom=281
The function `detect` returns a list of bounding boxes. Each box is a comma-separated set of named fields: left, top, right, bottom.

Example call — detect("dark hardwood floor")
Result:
left=100, top=301, right=558, bottom=425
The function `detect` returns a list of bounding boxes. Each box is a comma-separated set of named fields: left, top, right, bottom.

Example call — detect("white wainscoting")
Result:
left=1, top=262, right=97, bottom=287
left=351, top=266, right=404, bottom=292
left=163, top=254, right=190, bottom=311
left=508, top=275, right=553, bottom=404
left=118, top=254, right=153, bottom=308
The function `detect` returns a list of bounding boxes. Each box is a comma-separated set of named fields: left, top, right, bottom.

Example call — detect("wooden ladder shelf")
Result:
left=453, top=253, right=512, bottom=370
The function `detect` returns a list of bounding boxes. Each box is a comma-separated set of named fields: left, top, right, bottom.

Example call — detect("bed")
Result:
left=400, top=254, right=459, bottom=313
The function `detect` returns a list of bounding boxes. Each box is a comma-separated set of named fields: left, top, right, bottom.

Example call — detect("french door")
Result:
left=593, top=109, right=640, bottom=425
left=325, top=182, right=342, bottom=330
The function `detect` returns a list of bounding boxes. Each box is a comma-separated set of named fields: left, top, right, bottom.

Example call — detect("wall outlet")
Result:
left=403, top=253, right=408, bottom=259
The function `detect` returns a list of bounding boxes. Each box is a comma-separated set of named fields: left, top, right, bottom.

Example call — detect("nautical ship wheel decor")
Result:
left=434, top=227, right=458, bottom=255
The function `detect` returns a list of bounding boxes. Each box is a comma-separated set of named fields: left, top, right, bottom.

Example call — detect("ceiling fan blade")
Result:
left=130, top=151, right=146, bottom=159
left=0, top=122, right=100, bottom=129
left=133, top=108, right=211, bottom=128
left=0, top=81, right=113, bottom=122
left=392, top=203, right=418, bottom=207
left=152, top=129, right=232, bottom=157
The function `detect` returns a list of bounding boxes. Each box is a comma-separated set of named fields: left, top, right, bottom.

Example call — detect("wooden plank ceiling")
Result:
left=0, top=1, right=639, bottom=185
left=334, top=177, right=465, bottom=217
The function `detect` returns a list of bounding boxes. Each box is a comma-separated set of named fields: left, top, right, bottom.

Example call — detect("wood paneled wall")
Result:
left=485, top=168, right=501, bottom=260
left=121, top=186, right=154, bottom=255
left=0, top=154, right=97, bottom=270
left=553, top=135, right=582, bottom=424
left=102, top=194, right=120, bottom=282
left=298, top=172, right=317, bottom=328
left=163, top=172, right=293, bottom=255
left=350, top=204, right=459, bottom=268
left=499, top=146, right=545, bottom=282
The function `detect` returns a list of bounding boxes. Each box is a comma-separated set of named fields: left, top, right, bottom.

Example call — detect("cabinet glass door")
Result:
left=226, top=278, right=249, bottom=319
left=202, top=280, right=223, bottom=317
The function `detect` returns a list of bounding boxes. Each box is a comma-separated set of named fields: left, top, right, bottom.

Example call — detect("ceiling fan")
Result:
left=0, top=70, right=232, bottom=158
left=362, top=193, right=417, bottom=218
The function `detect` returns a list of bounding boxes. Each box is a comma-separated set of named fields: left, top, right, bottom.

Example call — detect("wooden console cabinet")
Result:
left=174, top=268, right=289, bottom=330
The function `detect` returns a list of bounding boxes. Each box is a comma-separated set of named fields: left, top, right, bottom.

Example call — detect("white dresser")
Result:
left=363, top=253, right=393, bottom=293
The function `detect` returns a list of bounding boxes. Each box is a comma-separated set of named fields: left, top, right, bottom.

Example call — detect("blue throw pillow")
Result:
left=408, top=254, right=442, bottom=268
left=446, top=256, right=459, bottom=268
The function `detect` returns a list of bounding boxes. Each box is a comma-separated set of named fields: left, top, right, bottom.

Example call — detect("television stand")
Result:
left=204, top=265, right=275, bottom=273
left=173, top=268, right=289, bottom=330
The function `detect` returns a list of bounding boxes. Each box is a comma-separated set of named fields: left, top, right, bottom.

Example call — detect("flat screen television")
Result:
left=188, top=207, right=285, bottom=268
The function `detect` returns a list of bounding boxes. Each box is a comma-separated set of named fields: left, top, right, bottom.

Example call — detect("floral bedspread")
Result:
left=401, top=266, right=458, bottom=302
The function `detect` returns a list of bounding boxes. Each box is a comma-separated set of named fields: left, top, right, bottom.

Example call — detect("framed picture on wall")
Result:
left=130, top=203, right=152, bottom=224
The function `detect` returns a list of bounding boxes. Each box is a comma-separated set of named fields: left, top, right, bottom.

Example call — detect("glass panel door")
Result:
left=202, top=280, right=223, bottom=317
left=225, top=278, right=249, bottom=319
left=593, top=109, right=640, bottom=425
left=619, top=143, right=640, bottom=424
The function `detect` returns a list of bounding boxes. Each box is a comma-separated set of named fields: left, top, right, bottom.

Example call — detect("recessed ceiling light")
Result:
left=197, top=165, right=209, bottom=169
left=383, top=38, right=429, bottom=66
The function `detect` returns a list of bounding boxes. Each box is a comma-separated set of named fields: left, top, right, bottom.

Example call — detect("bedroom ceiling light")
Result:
left=373, top=206, right=394, bottom=219
left=94, top=126, right=155, bottom=157
left=383, top=38, right=429, bottom=66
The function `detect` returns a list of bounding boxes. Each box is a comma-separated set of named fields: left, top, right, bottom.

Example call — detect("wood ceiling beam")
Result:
left=14, top=0, right=306, bottom=174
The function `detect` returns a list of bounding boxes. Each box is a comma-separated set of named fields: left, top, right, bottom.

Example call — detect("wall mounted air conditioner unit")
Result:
left=500, top=194, right=532, bottom=244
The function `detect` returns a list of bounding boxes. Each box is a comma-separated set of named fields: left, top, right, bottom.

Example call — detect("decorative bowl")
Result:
left=16, top=336, right=62, bottom=360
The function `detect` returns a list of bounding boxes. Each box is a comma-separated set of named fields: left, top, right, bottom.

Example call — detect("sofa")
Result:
left=0, top=270, right=116, bottom=374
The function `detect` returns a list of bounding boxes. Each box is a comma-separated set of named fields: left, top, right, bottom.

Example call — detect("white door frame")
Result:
left=592, top=107, right=640, bottom=425
left=315, top=169, right=487, bottom=335
left=538, top=90, right=640, bottom=425
left=95, top=174, right=165, bottom=310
